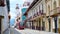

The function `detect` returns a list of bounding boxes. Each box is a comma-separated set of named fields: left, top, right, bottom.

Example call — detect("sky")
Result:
left=10, top=0, right=24, bottom=18
left=10, top=0, right=33, bottom=18
left=10, top=0, right=33, bottom=26
left=10, top=0, right=25, bottom=26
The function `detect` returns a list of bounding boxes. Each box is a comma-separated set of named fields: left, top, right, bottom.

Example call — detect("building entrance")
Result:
left=0, top=19, right=1, bottom=34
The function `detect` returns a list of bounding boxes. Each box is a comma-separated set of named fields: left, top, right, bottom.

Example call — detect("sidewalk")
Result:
left=3, top=28, right=10, bottom=34
left=14, top=28, right=58, bottom=34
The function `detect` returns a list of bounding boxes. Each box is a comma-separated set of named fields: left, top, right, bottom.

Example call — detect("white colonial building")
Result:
left=0, top=0, right=10, bottom=34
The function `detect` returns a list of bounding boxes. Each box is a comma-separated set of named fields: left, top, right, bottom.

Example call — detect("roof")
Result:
left=24, top=0, right=39, bottom=15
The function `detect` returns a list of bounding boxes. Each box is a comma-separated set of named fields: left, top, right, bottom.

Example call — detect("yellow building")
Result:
left=24, top=0, right=60, bottom=33
left=24, top=0, right=46, bottom=31
left=45, top=0, right=60, bottom=33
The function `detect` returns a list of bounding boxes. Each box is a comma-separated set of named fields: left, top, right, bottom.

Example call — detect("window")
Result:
left=54, top=1, right=56, bottom=9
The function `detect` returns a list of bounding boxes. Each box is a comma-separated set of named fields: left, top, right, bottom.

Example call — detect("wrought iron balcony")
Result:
left=0, top=0, right=5, bottom=6
left=38, top=10, right=46, bottom=16
left=32, top=10, right=46, bottom=18
left=50, top=7, right=60, bottom=16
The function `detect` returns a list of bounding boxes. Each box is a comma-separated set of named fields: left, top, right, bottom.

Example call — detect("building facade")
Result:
left=0, top=0, right=10, bottom=34
left=45, top=0, right=60, bottom=33
left=24, top=0, right=46, bottom=30
left=24, top=0, right=60, bottom=33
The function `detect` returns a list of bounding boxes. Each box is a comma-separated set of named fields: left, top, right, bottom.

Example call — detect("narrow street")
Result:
left=10, top=27, right=58, bottom=34
left=0, top=0, right=60, bottom=34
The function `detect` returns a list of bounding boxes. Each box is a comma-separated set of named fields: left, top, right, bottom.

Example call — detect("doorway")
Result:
left=0, top=19, right=1, bottom=34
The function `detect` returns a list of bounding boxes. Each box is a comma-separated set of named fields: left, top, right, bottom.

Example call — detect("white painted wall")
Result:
left=0, top=0, right=9, bottom=32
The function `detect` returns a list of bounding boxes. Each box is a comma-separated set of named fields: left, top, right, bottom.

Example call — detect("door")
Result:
left=0, top=19, right=1, bottom=34
left=54, top=17, right=58, bottom=33
left=42, top=21, right=45, bottom=31
left=48, top=18, right=51, bottom=32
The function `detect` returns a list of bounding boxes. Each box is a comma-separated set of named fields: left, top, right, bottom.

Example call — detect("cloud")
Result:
left=10, top=0, right=33, bottom=18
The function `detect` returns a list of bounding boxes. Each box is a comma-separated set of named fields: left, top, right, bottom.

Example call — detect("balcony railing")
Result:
left=50, top=7, right=60, bottom=16
left=32, top=10, right=46, bottom=18
left=0, top=0, right=5, bottom=6
left=27, top=10, right=46, bottom=21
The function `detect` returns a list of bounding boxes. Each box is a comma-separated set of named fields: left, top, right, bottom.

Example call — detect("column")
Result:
left=50, top=17, right=53, bottom=32
left=31, top=21, right=32, bottom=29
left=45, top=18, right=49, bottom=32
left=41, top=17, right=42, bottom=31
